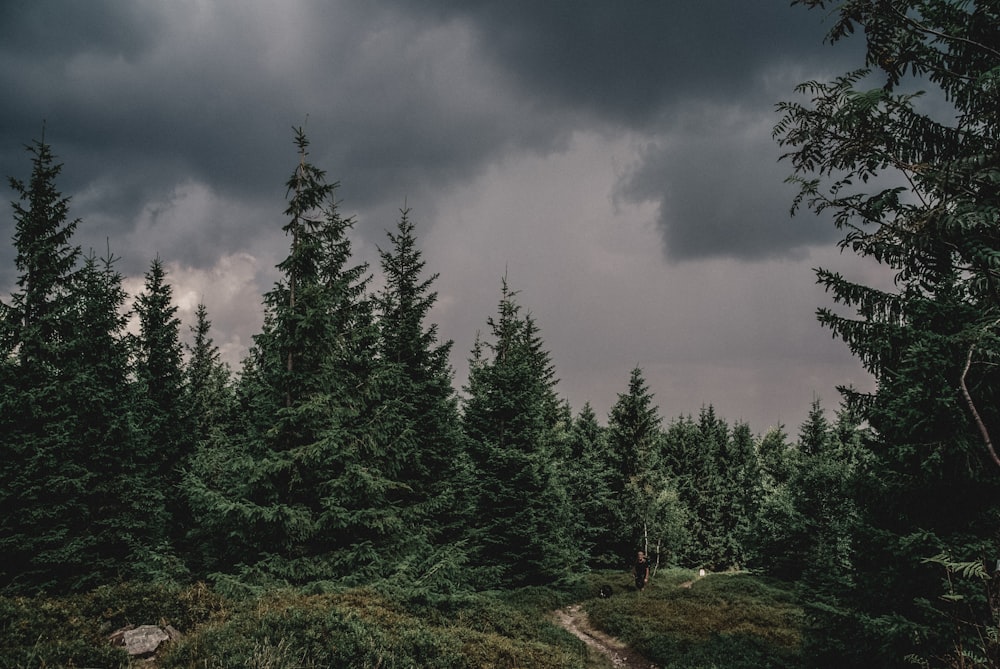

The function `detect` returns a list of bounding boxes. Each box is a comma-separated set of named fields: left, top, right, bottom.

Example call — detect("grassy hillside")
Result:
left=0, top=571, right=804, bottom=668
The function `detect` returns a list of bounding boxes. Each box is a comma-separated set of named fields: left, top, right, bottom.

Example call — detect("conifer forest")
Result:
left=3, top=2, right=1000, bottom=667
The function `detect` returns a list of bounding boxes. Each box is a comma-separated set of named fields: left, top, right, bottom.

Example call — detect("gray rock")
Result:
left=108, top=622, right=183, bottom=658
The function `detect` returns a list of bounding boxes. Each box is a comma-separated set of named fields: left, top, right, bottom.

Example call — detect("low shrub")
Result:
left=0, top=582, right=226, bottom=669
left=0, top=593, right=129, bottom=668
left=642, top=632, right=801, bottom=669
left=160, top=586, right=586, bottom=668
left=0, top=573, right=802, bottom=668
left=583, top=569, right=804, bottom=669
left=76, top=580, right=226, bottom=631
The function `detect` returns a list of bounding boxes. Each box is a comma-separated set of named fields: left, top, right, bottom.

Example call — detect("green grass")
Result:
left=0, top=571, right=805, bottom=668
left=0, top=582, right=588, bottom=668
left=581, top=568, right=806, bottom=669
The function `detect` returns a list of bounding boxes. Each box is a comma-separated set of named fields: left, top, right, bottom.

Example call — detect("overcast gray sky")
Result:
left=0, top=0, right=885, bottom=434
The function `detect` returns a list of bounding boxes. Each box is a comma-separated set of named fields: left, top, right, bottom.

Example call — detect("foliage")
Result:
left=716, top=421, right=762, bottom=570
left=0, top=136, right=81, bottom=365
left=910, top=552, right=1000, bottom=668
left=752, top=400, right=861, bottom=585
left=564, top=403, right=622, bottom=568
left=757, top=424, right=794, bottom=490
left=184, top=303, right=234, bottom=445
left=661, top=407, right=758, bottom=570
left=0, top=573, right=816, bottom=669
left=134, top=256, right=190, bottom=567
left=1, top=581, right=591, bottom=669
left=0, top=137, right=84, bottom=594
left=134, top=256, right=188, bottom=474
left=776, top=0, right=1000, bottom=664
left=606, top=367, right=686, bottom=567
left=0, top=138, right=168, bottom=593
left=164, top=586, right=587, bottom=668
left=180, top=303, right=237, bottom=574
left=0, top=128, right=870, bottom=669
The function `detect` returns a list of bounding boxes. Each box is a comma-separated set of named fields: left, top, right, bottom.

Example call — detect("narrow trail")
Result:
left=553, top=604, right=658, bottom=669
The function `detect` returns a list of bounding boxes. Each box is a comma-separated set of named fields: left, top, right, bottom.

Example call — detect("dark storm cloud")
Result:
left=0, top=5, right=459, bottom=277
left=385, top=0, right=862, bottom=260
left=615, top=104, right=838, bottom=262
left=386, top=1, right=847, bottom=122
left=0, top=0, right=863, bottom=279
left=1, top=0, right=287, bottom=273
left=0, top=0, right=156, bottom=62
left=0, top=0, right=585, bottom=279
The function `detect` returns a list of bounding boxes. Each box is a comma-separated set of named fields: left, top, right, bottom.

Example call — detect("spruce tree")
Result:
left=189, top=129, right=403, bottom=586
left=133, top=256, right=188, bottom=558
left=661, top=407, right=729, bottom=568
left=183, top=303, right=234, bottom=447
left=793, top=400, right=866, bottom=665
left=797, top=398, right=830, bottom=457
left=605, top=367, right=678, bottom=565
left=374, top=207, right=471, bottom=584
left=660, top=415, right=703, bottom=566
left=759, top=400, right=857, bottom=580
left=0, top=137, right=80, bottom=370
left=750, top=424, right=797, bottom=570
left=66, top=253, right=165, bottom=583
left=461, top=278, right=584, bottom=586
left=695, top=406, right=728, bottom=568
left=179, top=303, right=235, bottom=574
left=0, top=141, right=151, bottom=591
left=757, top=424, right=793, bottom=490
left=565, top=403, right=619, bottom=567
left=0, top=137, right=82, bottom=592
left=716, top=421, right=761, bottom=570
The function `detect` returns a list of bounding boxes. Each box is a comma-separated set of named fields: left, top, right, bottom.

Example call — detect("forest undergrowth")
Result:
left=0, top=569, right=804, bottom=668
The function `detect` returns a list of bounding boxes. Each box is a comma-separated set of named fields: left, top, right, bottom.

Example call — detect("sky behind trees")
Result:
left=0, top=1, right=883, bottom=432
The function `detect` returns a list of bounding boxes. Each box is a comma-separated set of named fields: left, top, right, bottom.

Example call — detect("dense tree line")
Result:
left=0, top=128, right=853, bottom=599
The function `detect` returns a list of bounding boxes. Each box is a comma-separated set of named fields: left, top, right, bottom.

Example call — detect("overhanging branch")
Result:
left=959, top=324, right=1000, bottom=471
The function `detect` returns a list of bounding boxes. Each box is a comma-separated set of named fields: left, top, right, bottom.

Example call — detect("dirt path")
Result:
left=553, top=604, right=658, bottom=669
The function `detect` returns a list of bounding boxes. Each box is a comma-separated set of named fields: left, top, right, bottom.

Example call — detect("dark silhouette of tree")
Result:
left=776, top=2, right=1000, bottom=663
left=0, top=140, right=156, bottom=591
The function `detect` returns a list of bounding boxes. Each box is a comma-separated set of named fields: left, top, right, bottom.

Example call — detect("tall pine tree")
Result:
left=0, top=136, right=82, bottom=592
left=133, top=256, right=188, bottom=561
left=462, top=278, right=584, bottom=586
left=67, top=253, right=165, bottom=584
left=183, top=302, right=234, bottom=448
left=716, top=421, right=761, bottom=570
left=180, top=302, right=236, bottom=575
left=188, top=129, right=403, bottom=587
left=374, top=207, right=471, bottom=585
left=606, top=367, right=682, bottom=567
left=565, top=403, right=619, bottom=567
left=0, top=141, right=153, bottom=591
